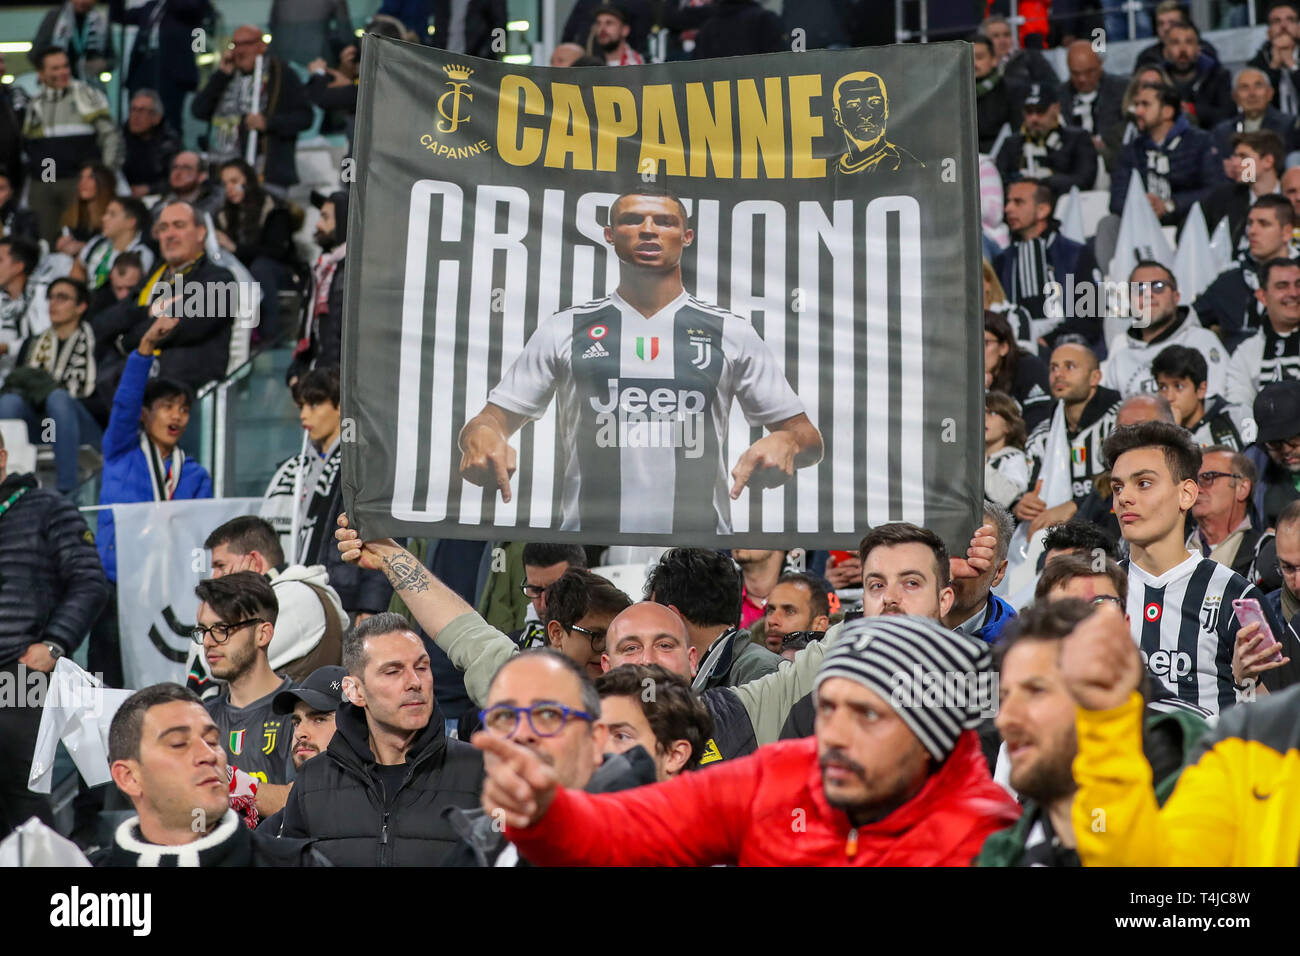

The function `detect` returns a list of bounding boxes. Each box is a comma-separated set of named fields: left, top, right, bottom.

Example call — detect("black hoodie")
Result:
left=694, top=0, right=785, bottom=60
left=280, top=700, right=483, bottom=866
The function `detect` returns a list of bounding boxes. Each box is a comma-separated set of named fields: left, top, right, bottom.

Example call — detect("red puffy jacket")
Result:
left=507, top=730, right=1020, bottom=866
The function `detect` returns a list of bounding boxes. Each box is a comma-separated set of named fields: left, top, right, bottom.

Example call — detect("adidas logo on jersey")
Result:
left=582, top=341, right=609, bottom=359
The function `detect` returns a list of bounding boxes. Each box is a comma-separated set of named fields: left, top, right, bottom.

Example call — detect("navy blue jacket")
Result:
left=1110, top=114, right=1220, bottom=226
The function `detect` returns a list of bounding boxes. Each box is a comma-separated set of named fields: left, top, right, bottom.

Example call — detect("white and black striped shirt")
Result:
left=1125, top=552, right=1276, bottom=714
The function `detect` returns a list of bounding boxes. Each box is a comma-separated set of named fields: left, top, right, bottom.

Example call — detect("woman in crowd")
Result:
left=214, top=158, right=300, bottom=343
left=984, top=390, right=1030, bottom=511
left=984, top=309, right=1052, bottom=432
left=54, top=161, right=116, bottom=258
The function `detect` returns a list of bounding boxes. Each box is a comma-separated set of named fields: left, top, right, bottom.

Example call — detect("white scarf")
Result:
left=27, top=323, right=96, bottom=399
left=142, top=432, right=184, bottom=501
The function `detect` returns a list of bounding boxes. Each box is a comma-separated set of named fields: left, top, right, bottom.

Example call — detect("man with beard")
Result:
left=976, top=599, right=1208, bottom=866
left=1102, top=260, right=1227, bottom=400
left=289, top=189, right=348, bottom=383
left=1110, top=83, right=1218, bottom=228
left=760, top=572, right=832, bottom=657
left=1267, top=501, right=1300, bottom=631
left=1225, top=257, right=1300, bottom=407
left=1160, top=21, right=1233, bottom=130
left=194, top=573, right=296, bottom=817
left=255, top=665, right=345, bottom=835
left=279, top=613, right=484, bottom=865
left=1195, top=197, right=1296, bottom=355
left=474, top=615, right=1019, bottom=866
left=831, top=71, right=922, bottom=174
left=994, top=180, right=1099, bottom=349
left=591, top=5, right=643, bottom=65
left=1017, top=342, right=1122, bottom=525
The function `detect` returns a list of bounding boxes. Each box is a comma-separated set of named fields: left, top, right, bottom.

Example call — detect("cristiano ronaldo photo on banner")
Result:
left=458, top=188, right=824, bottom=535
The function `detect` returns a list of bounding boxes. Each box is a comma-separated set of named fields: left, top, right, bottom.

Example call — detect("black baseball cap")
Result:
left=272, top=665, right=347, bottom=715
left=593, top=4, right=630, bottom=24
left=1253, top=382, right=1300, bottom=444
left=1023, top=84, right=1049, bottom=108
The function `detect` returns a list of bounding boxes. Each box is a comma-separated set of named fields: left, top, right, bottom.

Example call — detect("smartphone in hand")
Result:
left=1232, top=598, right=1283, bottom=664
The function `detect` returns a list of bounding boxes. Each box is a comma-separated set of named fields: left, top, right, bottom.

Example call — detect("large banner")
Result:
left=343, top=38, right=983, bottom=550
left=114, top=498, right=262, bottom=689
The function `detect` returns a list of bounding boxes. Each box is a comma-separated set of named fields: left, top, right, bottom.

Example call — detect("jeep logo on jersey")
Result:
left=635, top=336, right=660, bottom=361
left=1142, top=648, right=1192, bottom=680
left=590, top=379, right=706, bottom=416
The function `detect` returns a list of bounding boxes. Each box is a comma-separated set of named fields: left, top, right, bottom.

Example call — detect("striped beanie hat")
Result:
left=815, top=616, right=994, bottom=762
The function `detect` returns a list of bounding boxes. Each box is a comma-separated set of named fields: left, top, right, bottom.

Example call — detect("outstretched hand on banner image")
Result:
left=728, top=414, right=823, bottom=499
left=458, top=406, right=522, bottom=502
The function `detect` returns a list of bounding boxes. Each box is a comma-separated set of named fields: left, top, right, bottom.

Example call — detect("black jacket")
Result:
left=442, top=745, right=658, bottom=866
left=1248, top=41, right=1300, bottom=114
left=1167, top=55, right=1235, bottom=131
left=1211, top=107, right=1298, bottom=159
left=1201, top=181, right=1270, bottom=251
left=191, top=57, right=313, bottom=188
left=1192, top=259, right=1264, bottom=355
left=92, top=253, right=237, bottom=392
left=122, top=121, right=181, bottom=194
left=995, top=122, right=1098, bottom=195
left=280, top=701, right=483, bottom=866
left=432, top=0, right=509, bottom=60
left=693, top=0, right=786, bottom=60
left=0, top=472, right=109, bottom=667
left=1004, top=49, right=1060, bottom=93
left=97, top=810, right=328, bottom=866
left=288, top=256, right=345, bottom=384
left=977, top=74, right=1023, bottom=154
left=109, top=0, right=212, bottom=93
left=1057, top=73, right=1128, bottom=171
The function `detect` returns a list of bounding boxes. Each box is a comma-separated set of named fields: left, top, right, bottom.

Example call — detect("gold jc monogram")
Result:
left=437, top=64, right=474, bottom=134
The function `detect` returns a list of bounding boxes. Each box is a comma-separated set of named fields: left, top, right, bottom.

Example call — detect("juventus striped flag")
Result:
left=341, top=36, right=984, bottom=549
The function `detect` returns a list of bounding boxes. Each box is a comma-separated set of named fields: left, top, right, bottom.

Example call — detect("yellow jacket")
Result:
left=1072, top=689, right=1300, bottom=866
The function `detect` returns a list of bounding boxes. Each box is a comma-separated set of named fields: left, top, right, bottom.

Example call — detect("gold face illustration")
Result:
left=833, top=72, right=889, bottom=153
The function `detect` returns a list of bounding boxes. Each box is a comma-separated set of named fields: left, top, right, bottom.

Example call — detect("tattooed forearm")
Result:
left=382, top=551, right=431, bottom=594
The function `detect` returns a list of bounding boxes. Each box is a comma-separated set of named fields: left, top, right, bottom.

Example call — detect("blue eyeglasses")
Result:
left=479, top=702, right=595, bottom=738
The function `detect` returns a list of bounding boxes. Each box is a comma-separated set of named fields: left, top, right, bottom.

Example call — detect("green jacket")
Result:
left=975, top=705, right=1209, bottom=866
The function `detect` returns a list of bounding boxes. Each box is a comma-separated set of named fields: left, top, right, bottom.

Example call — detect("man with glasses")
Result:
left=1249, top=381, right=1300, bottom=527
left=1225, top=257, right=1300, bottom=408
left=1186, top=446, right=1269, bottom=583
left=194, top=573, right=297, bottom=817
left=514, top=542, right=587, bottom=649
left=153, top=150, right=222, bottom=222
left=1102, top=261, right=1227, bottom=400
left=444, top=648, right=653, bottom=866
left=1266, top=500, right=1300, bottom=636
left=542, top=567, right=630, bottom=679
left=279, top=612, right=483, bottom=865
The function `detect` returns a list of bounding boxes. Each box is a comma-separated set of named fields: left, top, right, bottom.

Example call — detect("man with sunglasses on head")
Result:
left=1102, top=261, right=1227, bottom=401
left=194, top=573, right=297, bottom=817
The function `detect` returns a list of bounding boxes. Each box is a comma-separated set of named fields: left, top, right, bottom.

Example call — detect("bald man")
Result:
left=191, top=22, right=312, bottom=189
left=1017, top=342, right=1124, bottom=524
left=1058, top=40, right=1128, bottom=171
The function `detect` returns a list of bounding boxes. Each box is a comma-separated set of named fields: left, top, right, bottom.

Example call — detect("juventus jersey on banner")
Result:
left=1125, top=553, right=1282, bottom=714
left=488, top=292, right=804, bottom=534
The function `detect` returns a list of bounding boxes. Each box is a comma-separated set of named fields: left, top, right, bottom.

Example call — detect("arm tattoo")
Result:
left=382, top=551, right=431, bottom=594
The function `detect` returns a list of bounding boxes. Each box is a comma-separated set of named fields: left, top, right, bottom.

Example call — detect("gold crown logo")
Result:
left=443, top=64, right=474, bottom=80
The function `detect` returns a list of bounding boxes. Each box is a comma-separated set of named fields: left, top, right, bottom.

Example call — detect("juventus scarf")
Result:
left=1010, top=235, right=1054, bottom=314
left=26, top=323, right=96, bottom=399
left=46, top=3, right=110, bottom=76
left=142, top=432, right=184, bottom=501
left=262, top=442, right=341, bottom=564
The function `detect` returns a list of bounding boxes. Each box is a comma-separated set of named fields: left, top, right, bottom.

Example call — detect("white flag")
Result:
left=113, top=498, right=263, bottom=689
left=1058, top=186, right=1086, bottom=244
left=1207, top=213, right=1234, bottom=275
left=1173, top=202, right=1218, bottom=301
left=1108, top=168, right=1175, bottom=282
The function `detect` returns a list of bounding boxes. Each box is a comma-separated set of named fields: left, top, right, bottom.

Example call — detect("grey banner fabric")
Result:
left=342, top=36, right=983, bottom=552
